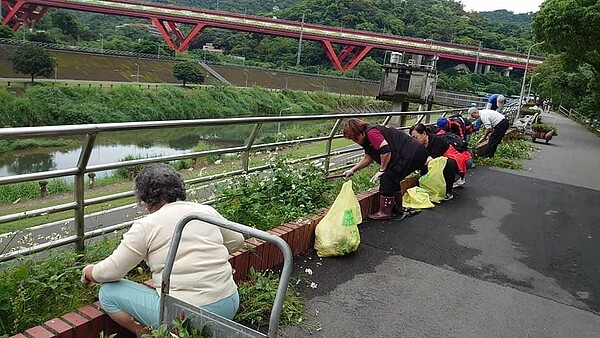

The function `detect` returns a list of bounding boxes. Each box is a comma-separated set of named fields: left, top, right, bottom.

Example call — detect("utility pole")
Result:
left=474, top=41, right=482, bottom=74
left=517, top=41, right=545, bottom=119
left=296, top=13, right=305, bottom=66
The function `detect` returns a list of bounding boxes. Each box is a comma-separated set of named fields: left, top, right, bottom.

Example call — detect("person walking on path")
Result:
left=469, top=107, right=510, bottom=158
left=342, top=118, right=428, bottom=220
left=81, top=163, right=244, bottom=336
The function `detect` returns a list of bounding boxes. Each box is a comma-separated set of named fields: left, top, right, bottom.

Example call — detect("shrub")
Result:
left=531, top=123, right=558, bottom=136
left=213, top=158, right=332, bottom=231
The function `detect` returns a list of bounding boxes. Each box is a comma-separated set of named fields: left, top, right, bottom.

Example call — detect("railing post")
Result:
left=324, top=119, right=343, bottom=174
left=39, top=180, right=48, bottom=198
left=75, top=133, right=98, bottom=254
left=242, top=123, right=262, bottom=172
left=87, top=173, right=96, bottom=189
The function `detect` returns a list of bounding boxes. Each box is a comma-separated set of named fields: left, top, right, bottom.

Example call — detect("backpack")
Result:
left=441, top=132, right=468, bottom=152
left=447, top=114, right=473, bottom=141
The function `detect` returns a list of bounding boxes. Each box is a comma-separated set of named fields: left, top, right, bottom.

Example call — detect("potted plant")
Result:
left=531, top=123, right=557, bottom=144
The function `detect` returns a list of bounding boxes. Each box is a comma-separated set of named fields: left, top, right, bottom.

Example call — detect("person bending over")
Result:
left=469, top=107, right=509, bottom=158
left=410, top=123, right=470, bottom=201
left=486, top=93, right=506, bottom=112
left=342, top=118, right=428, bottom=220
left=81, top=163, right=244, bottom=336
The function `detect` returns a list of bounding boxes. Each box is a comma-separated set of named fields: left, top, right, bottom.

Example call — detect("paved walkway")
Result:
left=281, top=110, right=600, bottom=337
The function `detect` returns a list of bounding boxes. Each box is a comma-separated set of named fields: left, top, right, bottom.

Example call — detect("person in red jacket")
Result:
left=410, top=123, right=471, bottom=201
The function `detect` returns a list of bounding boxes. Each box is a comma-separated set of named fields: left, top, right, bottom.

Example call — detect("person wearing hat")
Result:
left=486, top=94, right=506, bottom=112
left=435, top=117, right=449, bottom=134
left=469, top=107, right=509, bottom=158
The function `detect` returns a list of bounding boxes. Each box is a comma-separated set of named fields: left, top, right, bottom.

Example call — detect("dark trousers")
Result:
left=484, top=119, right=509, bottom=158
left=379, top=146, right=428, bottom=196
left=443, top=158, right=459, bottom=194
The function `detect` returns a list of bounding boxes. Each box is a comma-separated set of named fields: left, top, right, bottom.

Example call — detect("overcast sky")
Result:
left=460, top=0, right=543, bottom=14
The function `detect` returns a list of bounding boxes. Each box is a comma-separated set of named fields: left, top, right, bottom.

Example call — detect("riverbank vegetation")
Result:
left=0, top=85, right=385, bottom=130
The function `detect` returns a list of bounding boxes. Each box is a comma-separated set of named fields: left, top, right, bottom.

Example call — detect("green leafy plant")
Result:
left=213, top=158, right=332, bottom=231
left=235, top=268, right=305, bottom=329
left=531, top=123, right=558, bottom=136
left=142, top=318, right=211, bottom=338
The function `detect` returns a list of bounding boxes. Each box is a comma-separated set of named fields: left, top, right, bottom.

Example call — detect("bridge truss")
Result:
left=1, top=0, right=544, bottom=72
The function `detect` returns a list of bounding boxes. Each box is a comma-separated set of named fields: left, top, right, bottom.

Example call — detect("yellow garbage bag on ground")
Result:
left=314, top=180, right=362, bottom=257
left=419, top=157, right=447, bottom=203
left=402, top=186, right=435, bottom=209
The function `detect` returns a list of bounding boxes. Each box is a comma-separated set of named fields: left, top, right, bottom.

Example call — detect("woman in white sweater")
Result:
left=81, top=163, right=244, bottom=336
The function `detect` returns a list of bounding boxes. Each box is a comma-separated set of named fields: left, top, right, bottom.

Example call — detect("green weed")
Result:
left=213, top=158, right=332, bottom=231
left=235, top=268, right=305, bottom=329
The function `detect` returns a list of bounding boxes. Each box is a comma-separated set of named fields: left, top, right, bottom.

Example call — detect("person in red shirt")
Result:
left=343, top=118, right=428, bottom=220
left=410, top=123, right=471, bottom=201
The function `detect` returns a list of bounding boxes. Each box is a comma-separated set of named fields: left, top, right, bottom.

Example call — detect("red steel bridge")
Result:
left=1, top=0, right=545, bottom=72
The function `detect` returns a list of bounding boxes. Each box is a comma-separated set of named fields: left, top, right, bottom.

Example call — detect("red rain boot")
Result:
left=368, top=195, right=394, bottom=220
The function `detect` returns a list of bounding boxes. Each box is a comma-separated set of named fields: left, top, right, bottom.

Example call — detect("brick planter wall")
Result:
left=12, top=186, right=406, bottom=338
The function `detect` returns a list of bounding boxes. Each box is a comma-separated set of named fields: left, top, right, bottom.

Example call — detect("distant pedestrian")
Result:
left=343, top=118, right=428, bottom=220
left=469, top=107, right=509, bottom=158
left=486, top=94, right=506, bottom=112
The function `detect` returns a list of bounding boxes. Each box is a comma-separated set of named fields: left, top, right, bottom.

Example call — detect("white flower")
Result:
left=310, top=282, right=318, bottom=289
left=304, top=268, right=313, bottom=275
left=214, top=159, right=222, bottom=165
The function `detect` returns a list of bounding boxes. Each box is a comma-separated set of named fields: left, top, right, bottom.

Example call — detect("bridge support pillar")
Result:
left=502, top=67, right=513, bottom=77
left=484, top=65, right=491, bottom=74
left=474, top=63, right=482, bottom=74
left=388, top=101, right=410, bottom=128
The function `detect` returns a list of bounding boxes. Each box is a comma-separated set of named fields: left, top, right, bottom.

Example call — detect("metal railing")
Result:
left=434, top=90, right=488, bottom=108
left=0, top=108, right=467, bottom=262
left=558, top=105, right=599, bottom=128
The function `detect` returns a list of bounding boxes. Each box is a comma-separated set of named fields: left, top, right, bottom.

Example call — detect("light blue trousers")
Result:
left=98, top=279, right=239, bottom=327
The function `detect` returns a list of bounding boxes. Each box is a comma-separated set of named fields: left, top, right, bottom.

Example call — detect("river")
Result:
left=0, top=126, right=252, bottom=178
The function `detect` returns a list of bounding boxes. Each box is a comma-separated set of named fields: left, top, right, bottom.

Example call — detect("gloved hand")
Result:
left=370, top=170, right=384, bottom=183
left=343, top=169, right=354, bottom=178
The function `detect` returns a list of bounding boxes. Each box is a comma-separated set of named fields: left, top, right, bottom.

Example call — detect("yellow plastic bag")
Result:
left=402, top=186, right=435, bottom=209
left=314, top=180, right=362, bottom=257
left=419, top=157, right=447, bottom=203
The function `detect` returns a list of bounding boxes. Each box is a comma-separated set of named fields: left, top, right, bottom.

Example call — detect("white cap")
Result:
left=468, top=107, right=478, bottom=114
left=497, top=94, right=506, bottom=107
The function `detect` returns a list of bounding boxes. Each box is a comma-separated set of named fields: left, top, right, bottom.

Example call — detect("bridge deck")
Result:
left=282, top=110, right=600, bottom=337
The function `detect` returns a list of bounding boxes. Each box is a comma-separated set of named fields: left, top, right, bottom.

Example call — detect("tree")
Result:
left=532, top=0, right=600, bottom=74
left=532, top=0, right=600, bottom=116
left=10, top=44, right=55, bottom=82
left=0, top=25, right=15, bottom=39
left=173, top=61, right=205, bottom=86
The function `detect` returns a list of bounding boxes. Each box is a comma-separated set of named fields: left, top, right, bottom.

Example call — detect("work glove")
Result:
left=370, top=170, right=384, bottom=183
left=343, top=169, right=354, bottom=178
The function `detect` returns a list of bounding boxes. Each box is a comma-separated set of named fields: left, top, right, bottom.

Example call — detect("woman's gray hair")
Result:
left=135, top=163, right=186, bottom=209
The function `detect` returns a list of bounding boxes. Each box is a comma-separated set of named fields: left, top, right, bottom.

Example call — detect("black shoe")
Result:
left=398, top=208, right=421, bottom=221
left=443, top=193, right=454, bottom=201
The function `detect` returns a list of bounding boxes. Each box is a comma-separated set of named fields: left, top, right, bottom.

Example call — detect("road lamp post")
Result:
left=134, top=63, right=140, bottom=83
left=52, top=57, right=57, bottom=81
left=284, top=76, right=289, bottom=89
left=517, top=41, right=544, bottom=119
left=527, top=73, right=538, bottom=100
left=100, top=33, right=103, bottom=51
left=277, top=107, right=291, bottom=134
